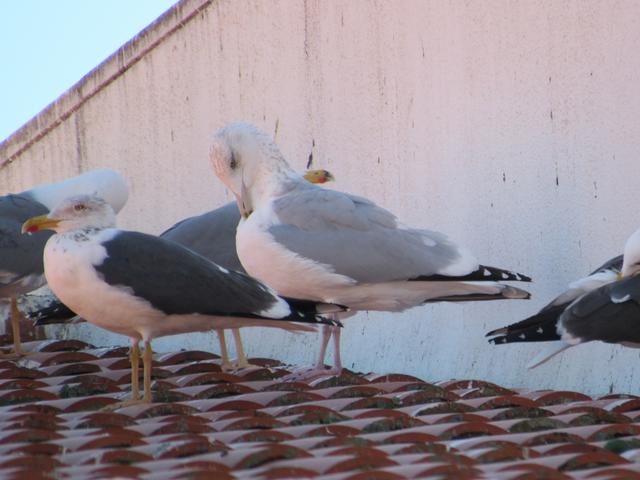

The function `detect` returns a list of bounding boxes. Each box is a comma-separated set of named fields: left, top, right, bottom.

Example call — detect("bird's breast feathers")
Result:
left=236, top=202, right=354, bottom=300
left=43, top=230, right=114, bottom=306
left=42, top=229, right=157, bottom=338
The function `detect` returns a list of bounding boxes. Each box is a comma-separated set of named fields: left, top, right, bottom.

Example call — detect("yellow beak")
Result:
left=22, top=214, right=60, bottom=234
left=303, top=169, right=335, bottom=184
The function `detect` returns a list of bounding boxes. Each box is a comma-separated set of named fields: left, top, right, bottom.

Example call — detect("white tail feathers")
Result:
left=527, top=341, right=572, bottom=369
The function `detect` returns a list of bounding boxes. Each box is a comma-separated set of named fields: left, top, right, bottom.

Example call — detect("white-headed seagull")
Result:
left=209, top=122, right=531, bottom=378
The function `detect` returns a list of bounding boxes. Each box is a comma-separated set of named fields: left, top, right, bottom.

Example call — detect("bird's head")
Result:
left=209, top=123, right=297, bottom=218
left=22, top=195, right=116, bottom=234
left=621, top=227, right=640, bottom=278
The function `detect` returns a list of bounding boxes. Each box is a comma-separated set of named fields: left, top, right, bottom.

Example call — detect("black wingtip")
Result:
left=410, top=265, right=532, bottom=283
left=34, top=317, right=62, bottom=326
left=320, top=316, right=344, bottom=328
left=485, top=321, right=561, bottom=344
left=283, top=297, right=348, bottom=316
left=516, top=272, right=533, bottom=282
left=29, top=303, right=77, bottom=325
left=479, top=265, right=532, bottom=283
left=485, top=327, right=507, bottom=337
left=488, top=335, right=509, bottom=345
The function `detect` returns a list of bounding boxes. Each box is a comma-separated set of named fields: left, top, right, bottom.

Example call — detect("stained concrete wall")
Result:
left=2, top=0, right=640, bottom=395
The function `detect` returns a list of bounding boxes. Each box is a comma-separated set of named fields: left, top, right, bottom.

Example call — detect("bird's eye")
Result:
left=74, top=204, right=87, bottom=212
left=230, top=152, right=238, bottom=170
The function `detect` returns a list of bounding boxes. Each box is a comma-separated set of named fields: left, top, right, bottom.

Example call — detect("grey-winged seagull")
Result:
left=22, top=194, right=343, bottom=403
left=209, top=123, right=532, bottom=378
left=160, top=169, right=335, bottom=370
left=488, top=230, right=638, bottom=368
left=1, top=169, right=128, bottom=355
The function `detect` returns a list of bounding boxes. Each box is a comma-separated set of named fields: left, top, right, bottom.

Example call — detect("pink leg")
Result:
left=215, top=329, right=233, bottom=371
left=283, top=314, right=343, bottom=381
left=331, top=324, right=342, bottom=373
left=314, top=324, right=332, bottom=369
left=232, top=328, right=258, bottom=369
left=0, top=297, right=30, bottom=357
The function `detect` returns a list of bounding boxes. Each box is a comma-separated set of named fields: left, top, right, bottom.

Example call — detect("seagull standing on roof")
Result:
left=22, top=195, right=342, bottom=404
left=160, top=169, right=335, bottom=370
left=488, top=228, right=640, bottom=368
left=209, top=123, right=532, bottom=378
left=0, top=170, right=128, bottom=355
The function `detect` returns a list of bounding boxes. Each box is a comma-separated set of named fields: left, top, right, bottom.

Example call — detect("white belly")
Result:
left=236, top=210, right=354, bottom=302
left=44, top=234, right=156, bottom=340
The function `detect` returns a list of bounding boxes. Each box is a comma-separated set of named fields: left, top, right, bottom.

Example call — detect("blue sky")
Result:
left=0, top=0, right=177, bottom=142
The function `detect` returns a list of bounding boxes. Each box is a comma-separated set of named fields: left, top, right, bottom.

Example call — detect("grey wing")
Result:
left=160, top=202, right=244, bottom=272
left=590, top=254, right=623, bottom=275
left=540, top=255, right=623, bottom=313
left=269, top=188, right=474, bottom=283
left=560, top=275, right=640, bottom=344
left=0, top=194, right=51, bottom=297
left=95, top=231, right=282, bottom=317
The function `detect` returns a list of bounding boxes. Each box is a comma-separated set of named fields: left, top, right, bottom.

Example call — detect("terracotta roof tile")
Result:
left=1, top=339, right=640, bottom=478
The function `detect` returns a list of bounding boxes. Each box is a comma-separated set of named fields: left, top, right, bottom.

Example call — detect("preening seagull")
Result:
left=209, top=123, right=532, bottom=377
left=1, top=170, right=128, bottom=355
left=488, top=229, right=639, bottom=369
left=22, top=195, right=343, bottom=404
left=160, top=169, right=335, bottom=370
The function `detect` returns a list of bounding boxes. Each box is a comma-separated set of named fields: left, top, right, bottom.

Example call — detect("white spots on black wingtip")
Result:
left=483, top=269, right=491, bottom=277
left=537, top=327, right=543, bottom=334
left=519, top=333, right=526, bottom=339
left=514, top=273, right=522, bottom=281
left=501, top=272, right=509, bottom=279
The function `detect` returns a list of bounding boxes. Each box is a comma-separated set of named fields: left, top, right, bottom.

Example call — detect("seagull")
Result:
left=160, top=169, right=335, bottom=370
left=22, top=195, right=343, bottom=403
left=487, top=229, right=639, bottom=369
left=209, top=123, right=532, bottom=377
left=1, top=170, right=128, bottom=355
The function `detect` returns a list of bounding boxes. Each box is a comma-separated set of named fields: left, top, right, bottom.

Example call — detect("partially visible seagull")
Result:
left=488, top=229, right=639, bottom=369
left=209, top=123, right=531, bottom=378
left=1, top=170, right=128, bottom=355
left=160, top=169, right=335, bottom=370
left=22, top=195, right=343, bottom=404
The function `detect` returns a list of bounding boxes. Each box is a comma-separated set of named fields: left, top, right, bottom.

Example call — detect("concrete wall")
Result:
left=2, top=0, right=640, bottom=395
